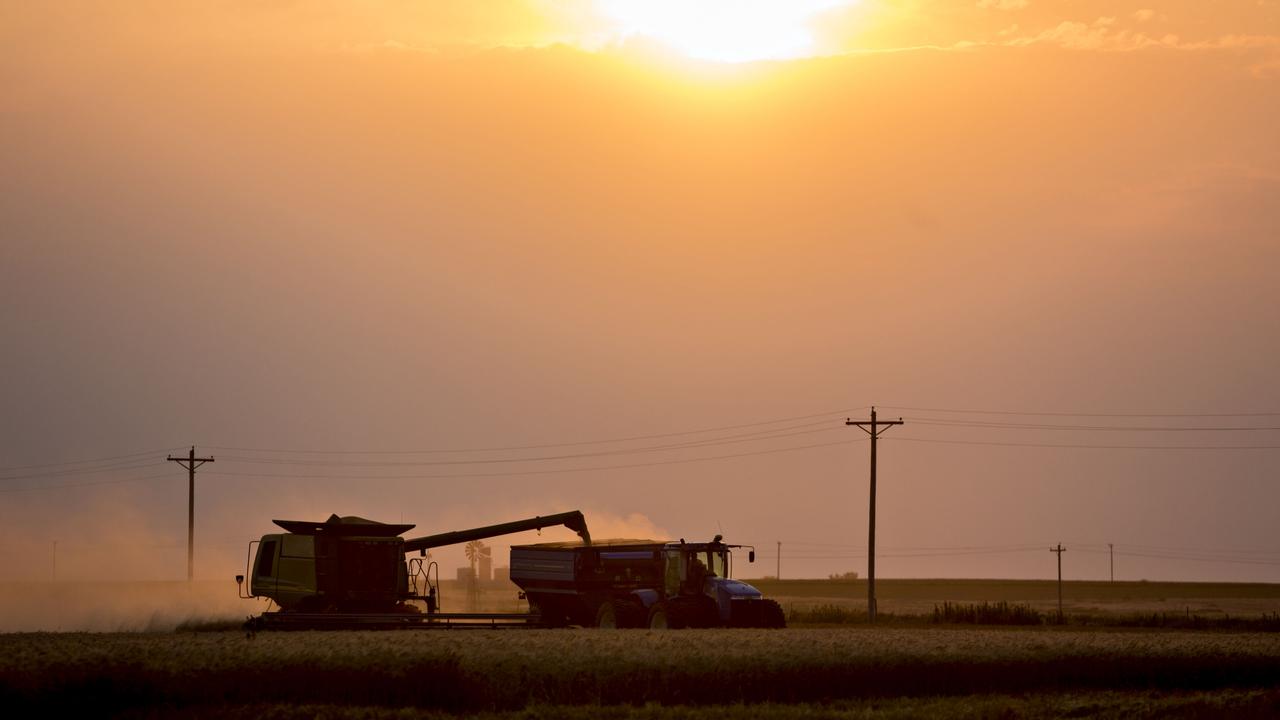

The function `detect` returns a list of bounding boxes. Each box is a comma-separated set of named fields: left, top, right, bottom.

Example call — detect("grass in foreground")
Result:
left=785, top=603, right=1280, bottom=630
left=3, top=628, right=1279, bottom=714
left=119, top=690, right=1280, bottom=720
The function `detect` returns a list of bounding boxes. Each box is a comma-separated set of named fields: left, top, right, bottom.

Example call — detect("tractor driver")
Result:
left=686, top=554, right=709, bottom=591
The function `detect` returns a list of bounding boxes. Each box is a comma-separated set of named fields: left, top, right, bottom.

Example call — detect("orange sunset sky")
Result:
left=1, top=1, right=1279, bottom=585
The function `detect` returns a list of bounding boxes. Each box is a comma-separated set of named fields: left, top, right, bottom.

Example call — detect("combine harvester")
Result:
left=238, top=509, right=783, bottom=630
left=238, top=510, right=590, bottom=630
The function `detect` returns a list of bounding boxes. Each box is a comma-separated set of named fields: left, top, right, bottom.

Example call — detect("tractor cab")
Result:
left=661, top=537, right=768, bottom=625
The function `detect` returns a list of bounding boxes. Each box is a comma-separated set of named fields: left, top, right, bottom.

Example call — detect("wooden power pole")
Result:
left=1050, top=543, right=1067, bottom=622
left=776, top=541, right=781, bottom=580
left=846, top=407, right=903, bottom=623
left=168, top=446, right=214, bottom=582
left=1109, top=543, right=1114, bottom=583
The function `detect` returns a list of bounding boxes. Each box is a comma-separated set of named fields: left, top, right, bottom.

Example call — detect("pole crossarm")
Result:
left=845, top=418, right=904, bottom=436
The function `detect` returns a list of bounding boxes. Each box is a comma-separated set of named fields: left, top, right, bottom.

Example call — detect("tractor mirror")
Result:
left=749, top=551, right=755, bottom=563
left=235, top=575, right=244, bottom=585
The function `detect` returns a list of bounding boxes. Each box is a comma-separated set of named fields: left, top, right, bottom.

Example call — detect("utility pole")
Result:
left=777, top=541, right=781, bottom=580
left=846, top=407, right=904, bottom=623
left=1109, top=543, right=1114, bottom=583
left=167, top=446, right=214, bottom=582
left=52, top=540, right=57, bottom=583
left=1050, top=543, right=1066, bottom=622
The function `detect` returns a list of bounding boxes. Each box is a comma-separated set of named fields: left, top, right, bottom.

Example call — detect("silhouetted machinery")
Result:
left=510, top=537, right=784, bottom=629
left=237, top=510, right=590, bottom=629
left=238, top=508, right=783, bottom=630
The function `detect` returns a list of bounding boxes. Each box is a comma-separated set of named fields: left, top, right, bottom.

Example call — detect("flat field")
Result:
left=751, top=578, right=1280, bottom=619
left=3, top=627, right=1279, bottom=717
left=4, top=577, right=1277, bottom=632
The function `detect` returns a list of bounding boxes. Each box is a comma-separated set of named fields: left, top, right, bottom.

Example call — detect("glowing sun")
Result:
left=596, top=0, right=857, bottom=63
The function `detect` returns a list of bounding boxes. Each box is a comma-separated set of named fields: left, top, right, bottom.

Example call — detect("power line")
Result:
left=205, top=437, right=865, bottom=481
left=909, top=418, right=1280, bottom=432
left=880, top=405, right=1280, bottom=418
left=0, top=460, right=168, bottom=483
left=213, top=422, right=841, bottom=468
left=754, top=547, right=1044, bottom=559
left=783, top=541, right=1045, bottom=552
left=0, top=472, right=174, bottom=494
left=886, top=436, right=1280, bottom=451
left=1118, top=542, right=1280, bottom=557
left=1107, top=550, right=1280, bottom=567
left=205, top=406, right=869, bottom=455
left=0, top=447, right=182, bottom=473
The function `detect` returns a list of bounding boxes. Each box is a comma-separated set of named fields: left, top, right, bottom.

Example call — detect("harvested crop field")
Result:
left=4, top=628, right=1279, bottom=717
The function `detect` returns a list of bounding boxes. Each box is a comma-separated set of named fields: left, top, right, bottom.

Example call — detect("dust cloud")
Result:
left=0, top=580, right=256, bottom=633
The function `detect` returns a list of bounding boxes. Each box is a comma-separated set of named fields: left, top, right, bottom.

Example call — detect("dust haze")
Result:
left=2, top=0, right=1279, bottom=606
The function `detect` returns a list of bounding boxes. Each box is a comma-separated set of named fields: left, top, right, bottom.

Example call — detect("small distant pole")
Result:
left=167, top=446, right=214, bottom=582
left=846, top=407, right=904, bottom=623
left=777, top=541, right=781, bottom=580
left=1109, top=543, right=1114, bottom=583
left=1050, top=543, right=1067, bottom=622
left=52, top=540, right=57, bottom=583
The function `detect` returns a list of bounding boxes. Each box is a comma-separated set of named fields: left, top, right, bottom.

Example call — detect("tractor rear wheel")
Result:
left=646, top=603, right=670, bottom=630
left=595, top=601, right=619, bottom=628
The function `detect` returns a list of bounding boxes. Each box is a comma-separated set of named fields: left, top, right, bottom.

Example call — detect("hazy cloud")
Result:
left=977, top=0, right=1029, bottom=9
left=1000, top=16, right=1280, bottom=54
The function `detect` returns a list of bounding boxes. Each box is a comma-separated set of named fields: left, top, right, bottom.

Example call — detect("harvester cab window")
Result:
left=256, top=540, right=278, bottom=577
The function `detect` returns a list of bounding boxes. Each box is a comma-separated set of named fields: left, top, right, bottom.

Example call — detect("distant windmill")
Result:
left=464, top=540, right=490, bottom=610
left=464, top=540, right=490, bottom=576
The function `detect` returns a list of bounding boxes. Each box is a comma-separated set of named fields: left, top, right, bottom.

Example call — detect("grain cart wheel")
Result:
left=595, top=601, right=619, bottom=628
left=646, top=603, right=670, bottom=630
left=530, top=597, right=568, bottom=628
left=761, top=599, right=787, bottom=629
left=614, top=600, right=646, bottom=629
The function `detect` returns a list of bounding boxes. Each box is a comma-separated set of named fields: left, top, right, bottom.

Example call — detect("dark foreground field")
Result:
left=3, top=628, right=1279, bottom=718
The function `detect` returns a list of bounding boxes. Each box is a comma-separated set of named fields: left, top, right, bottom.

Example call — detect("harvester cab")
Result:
left=237, top=514, right=425, bottom=613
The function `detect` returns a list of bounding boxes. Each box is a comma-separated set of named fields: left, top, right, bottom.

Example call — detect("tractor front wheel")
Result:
left=761, top=599, right=786, bottom=629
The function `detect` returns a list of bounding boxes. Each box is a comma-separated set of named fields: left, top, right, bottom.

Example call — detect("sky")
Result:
left=1, top=1, right=1279, bottom=588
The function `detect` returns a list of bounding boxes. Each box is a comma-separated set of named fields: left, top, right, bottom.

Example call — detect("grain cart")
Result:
left=237, top=510, right=590, bottom=629
left=510, top=535, right=785, bottom=628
